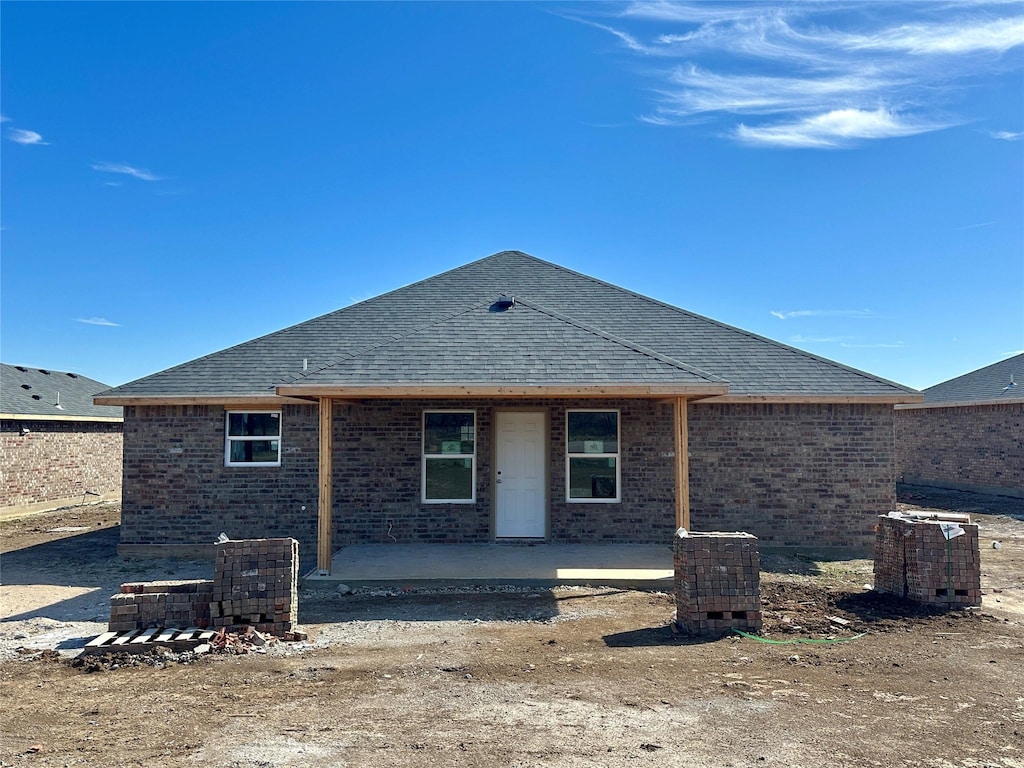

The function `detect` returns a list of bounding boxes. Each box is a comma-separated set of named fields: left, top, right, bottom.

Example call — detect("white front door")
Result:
left=495, top=411, right=546, bottom=538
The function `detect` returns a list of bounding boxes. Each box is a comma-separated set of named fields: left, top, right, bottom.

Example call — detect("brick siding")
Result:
left=120, top=404, right=319, bottom=557
left=895, top=403, right=1023, bottom=496
left=688, top=403, right=896, bottom=553
left=0, top=419, right=122, bottom=509
left=120, top=400, right=897, bottom=558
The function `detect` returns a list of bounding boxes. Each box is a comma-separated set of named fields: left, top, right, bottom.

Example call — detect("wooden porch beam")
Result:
left=317, top=397, right=333, bottom=575
left=673, top=397, right=690, bottom=532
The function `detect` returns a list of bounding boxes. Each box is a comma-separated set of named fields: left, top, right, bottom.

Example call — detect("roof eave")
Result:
left=0, top=412, right=124, bottom=423
left=93, top=394, right=315, bottom=407
left=896, top=396, right=1024, bottom=410
left=699, top=393, right=924, bottom=405
left=274, top=383, right=731, bottom=399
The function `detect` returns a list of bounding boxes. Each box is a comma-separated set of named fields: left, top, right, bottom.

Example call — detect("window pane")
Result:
left=425, top=458, right=473, bottom=500
left=567, top=412, right=618, bottom=454
left=229, top=440, right=280, bottom=463
left=424, top=412, right=474, bottom=454
left=228, top=412, right=280, bottom=437
left=568, top=457, right=617, bottom=499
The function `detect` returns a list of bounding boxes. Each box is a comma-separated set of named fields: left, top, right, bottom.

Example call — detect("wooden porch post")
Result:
left=673, top=397, right=690, bottom=531
left=317, top=397, right=333, bottom=575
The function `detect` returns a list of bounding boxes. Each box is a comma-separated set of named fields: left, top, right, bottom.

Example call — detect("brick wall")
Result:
left=895, top=403, right=1023, bottom=496
left=0, top=419, right=122, bottom=509
left=332, top=398, right=676, bottom=546
left=121, top=399, right=897, bottom=558
left=120, top=404, right=320, bottom=557
left=688, top=403, right=896, bottom=554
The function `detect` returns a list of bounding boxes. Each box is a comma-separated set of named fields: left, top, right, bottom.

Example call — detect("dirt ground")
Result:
left=1, top=488, right=1022, bottom=768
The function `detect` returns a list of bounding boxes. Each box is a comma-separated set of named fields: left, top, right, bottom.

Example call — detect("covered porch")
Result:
left=275, top=385, right=725, bottom=576
left=304, top=541, right=674, bottom=588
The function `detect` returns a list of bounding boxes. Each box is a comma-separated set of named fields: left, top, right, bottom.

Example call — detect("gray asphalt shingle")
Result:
left=98, top=251, right=917, bottom=399
left=922, top=354, right=1024, bottom=404
left=2, top=364, right=123, bottom=419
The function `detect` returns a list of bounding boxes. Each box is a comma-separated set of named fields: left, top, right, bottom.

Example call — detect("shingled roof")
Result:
left=2, top=364, right=123, bottom=420
left=96, top=251, right=917, bottom=401
left=920, top=354, right=1024, bottom=405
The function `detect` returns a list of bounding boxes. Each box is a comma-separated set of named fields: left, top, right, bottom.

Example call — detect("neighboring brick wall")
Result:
left=120, top=404, right=320, bottom=557
left=688, top=403, right=896, bottom=554
left=895, top=403, right=1023, bottom=496
left=0, top=419, right=122, bottom=509
left=120, top=399, right=897, bottom=557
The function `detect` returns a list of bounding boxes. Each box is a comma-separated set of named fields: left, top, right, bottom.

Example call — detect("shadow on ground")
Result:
left=602, top=625, right=721, bottom=647
left=898, top=483, right=1024, bottom=521
left=300, top=589, right=562, bottom=623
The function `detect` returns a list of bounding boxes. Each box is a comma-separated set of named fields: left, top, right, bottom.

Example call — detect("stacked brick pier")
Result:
left=874, top=513, right=981, bottom=607
left=109, top=580, right=214, bottom=632
left=109, top=537, right=300, bottom=635
left=210, top=538, right=299, bottom=634
left=674, top=531, right=762, bottom=636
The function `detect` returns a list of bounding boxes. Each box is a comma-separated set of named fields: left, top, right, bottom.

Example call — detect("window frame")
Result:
left=422, top=409, right=477, bottom=504
left=224, top=410, right=282, bottom=468
left=565, top=408, right=621, bottom=503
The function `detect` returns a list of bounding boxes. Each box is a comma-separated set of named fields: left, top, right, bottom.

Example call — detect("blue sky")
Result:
left=2, top=1, right=1022, bottom=391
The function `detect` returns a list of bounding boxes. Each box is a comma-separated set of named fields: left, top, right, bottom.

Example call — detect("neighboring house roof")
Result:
left=1, top=363, right=123, bottom=420
left=920, top=353, right=1024, bottom=405
left=96, top=251, right=918, bottom=402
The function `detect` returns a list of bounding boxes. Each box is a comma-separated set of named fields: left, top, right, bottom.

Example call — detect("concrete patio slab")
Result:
left=304, top=543, right=674, bottom=588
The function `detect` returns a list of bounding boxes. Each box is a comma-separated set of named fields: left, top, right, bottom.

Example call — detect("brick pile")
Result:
left=874, top=513, right=981, bottom=607
left=210, top=538, right=299, bottom=634
left=108, top=579, right=214, bottom=632
left=674, top=530, right=762, bottom=636
left=109, top=537, right=300, bottom=635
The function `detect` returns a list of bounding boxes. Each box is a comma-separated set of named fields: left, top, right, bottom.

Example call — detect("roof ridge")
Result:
left=511, top=296, right=726, bottom=384
left=516, top=254, right=917, bottom=394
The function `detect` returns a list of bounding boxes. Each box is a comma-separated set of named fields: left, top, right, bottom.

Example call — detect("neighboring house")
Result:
left=896, top=353, right=1023, bottom=498
left=1, top=364, right=124, bottom=515
left=95, top=251, right=920, bottom=571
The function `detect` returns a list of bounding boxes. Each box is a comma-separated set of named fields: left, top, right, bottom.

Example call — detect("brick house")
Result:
left=896, top=353, right=1023, bottom=498
left=95, top=251, right=920, bottom=571
left=1, top=364, right=123, bottom=515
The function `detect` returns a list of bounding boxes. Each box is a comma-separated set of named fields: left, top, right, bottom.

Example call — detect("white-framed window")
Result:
left=422, top=410, right=476, bottom=503
left=566, top=409, right=620, bottom=502
left=225, top=411, right=281, bottom=467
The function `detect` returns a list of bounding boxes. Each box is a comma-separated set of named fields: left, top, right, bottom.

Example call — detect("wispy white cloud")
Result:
left=991, top=130, right=1023, bottom=140
left=835, top=17, right=1024, bottom=55
left=8, top=128, right=48, bottom=145
left=839, top=341, right=906, bottom=349
left=737, top=107, right=944, bottom=148
left=0, top=115, right=11, bottom=123
left=771, top=309, right=876, bottom=320
left=570, top=2, right=1024, bottom=148
left=790, top=335, right=853, bottom=344
left=75, top=317, right=120, bottom=327
left=954, top=220, right=996, bottom=230
left=90, top=161, right=162, bottom=181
